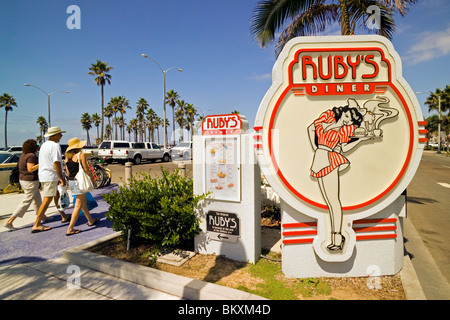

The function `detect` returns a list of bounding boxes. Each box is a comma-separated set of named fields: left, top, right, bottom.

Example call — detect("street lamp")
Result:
left=141, top=54, right=183, bottom=149
left=417, top=91, right=441, bottom=154
left=24, top=83, right=70, bottom=127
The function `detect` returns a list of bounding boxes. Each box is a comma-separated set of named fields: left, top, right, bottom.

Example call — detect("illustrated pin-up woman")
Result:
left=307, top=103, right=375, bottom=251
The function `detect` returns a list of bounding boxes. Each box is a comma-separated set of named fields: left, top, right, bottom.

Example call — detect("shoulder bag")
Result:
left=75, top=152, right=94, bottom=193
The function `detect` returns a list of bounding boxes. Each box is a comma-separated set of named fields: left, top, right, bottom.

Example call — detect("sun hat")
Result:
left=44, top=126, right=66, bottom=137
left=66, top=137, right=87, bottom=152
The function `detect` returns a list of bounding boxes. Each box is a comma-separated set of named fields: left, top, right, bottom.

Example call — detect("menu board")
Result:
left=203, top=136, right=240, bottom=202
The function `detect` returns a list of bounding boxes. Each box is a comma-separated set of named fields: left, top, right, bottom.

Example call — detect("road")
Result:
left=405, top=151, right=450, bottom=299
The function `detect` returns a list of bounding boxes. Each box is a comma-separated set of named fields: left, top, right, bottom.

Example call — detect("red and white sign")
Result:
left=202, top=114, right=242, bottom=135
left=254, top=36, right=425, bottom=262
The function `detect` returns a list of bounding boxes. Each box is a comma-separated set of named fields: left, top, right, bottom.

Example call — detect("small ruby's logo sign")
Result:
left=202, top=114, right=242, bottom=135
left=255, top=36, right=425, bottom=262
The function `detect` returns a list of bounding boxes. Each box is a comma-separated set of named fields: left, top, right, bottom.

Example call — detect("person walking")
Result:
left=32, top=126, right=70, bottom=233
left=3, top=139, right=45, bottom=230
left=64, top=137, right=99, bottom=236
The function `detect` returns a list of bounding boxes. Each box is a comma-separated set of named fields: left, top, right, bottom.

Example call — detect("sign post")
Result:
left=194, top=114, right=261, bottom=263
left=254, top=36, right=425, bottom=277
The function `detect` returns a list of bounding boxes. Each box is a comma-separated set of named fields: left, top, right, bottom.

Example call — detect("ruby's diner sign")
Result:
left=254, top=36, right=426, bottom=261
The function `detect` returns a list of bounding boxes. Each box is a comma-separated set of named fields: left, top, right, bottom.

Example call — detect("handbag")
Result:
left=57, top=185, right=70, bottom=210
left=73, top=191, right=98, bottom=216
left=75, top=152, right=94, bottom=193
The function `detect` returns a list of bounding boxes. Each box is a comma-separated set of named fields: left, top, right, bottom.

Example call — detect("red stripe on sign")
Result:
left=356, top=234, right=397, bottom=241
left=282, top=222, right=317, bottom=228
left=418, top=121, right=427, bottom=126
left=353, top=218, right=397, bottom=224
left=283, top=238, right=315, bottom=245
left=283, top=230, right=317, bottom=237
left=353, top=226, right=397, bottom=233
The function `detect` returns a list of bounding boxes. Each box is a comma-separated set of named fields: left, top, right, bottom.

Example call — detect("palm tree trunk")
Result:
left=101, top=85, right=104, bottom=139
left=172, top=106, right=175, bottom=145
left=4, top=111, right=8, bottom=147
left=339, top=0, right=351, bottom=35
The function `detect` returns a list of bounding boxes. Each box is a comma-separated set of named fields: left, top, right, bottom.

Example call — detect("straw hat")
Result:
left=66, top=137, right=86, bottom=152
left=44, top=126, right=66, bottom=137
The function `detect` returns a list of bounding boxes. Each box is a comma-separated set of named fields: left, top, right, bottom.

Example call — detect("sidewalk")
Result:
left=0, top=185, right=426, bottom=300
left=0, top=185, right=180, bottom=300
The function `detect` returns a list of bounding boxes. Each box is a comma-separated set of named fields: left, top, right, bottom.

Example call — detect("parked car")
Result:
left=98, top=140, right=127, bottom=163
left=170, top=141, right=192, bottom=161
left=82, top=146, right=99, bottom=159
left=0, top=151, right=20, bottom=164
left=98, top=140, right=170, bottom=164
left=1, top=146, right=22, bottom=154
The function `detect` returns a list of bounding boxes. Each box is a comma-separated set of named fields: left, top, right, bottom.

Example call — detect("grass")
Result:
left=236, top=251, right=331, bottom=300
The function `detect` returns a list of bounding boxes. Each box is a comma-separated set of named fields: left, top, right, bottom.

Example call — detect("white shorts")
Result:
left=41, top=181, right=59, bottom=197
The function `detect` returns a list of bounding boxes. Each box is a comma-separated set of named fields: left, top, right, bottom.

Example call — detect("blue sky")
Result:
left=1, top=0, right=449, bottom=147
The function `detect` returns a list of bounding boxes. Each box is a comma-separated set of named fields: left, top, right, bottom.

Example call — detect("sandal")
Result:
left=66, top=229, right=82, bottom=236
left=87, top=218, right=100, bottom=227
left=61, top=215, right=71, bottom=223
left=31, top=225, right=52, bottom=233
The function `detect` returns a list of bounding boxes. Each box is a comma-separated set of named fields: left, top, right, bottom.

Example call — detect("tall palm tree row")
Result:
left=250, top=0, right=417, bottom=57
left=0, top=93, right=18, bottom=147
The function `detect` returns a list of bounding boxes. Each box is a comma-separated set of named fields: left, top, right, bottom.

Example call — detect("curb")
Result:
left=399, top=255, right=426, bottom=300
left=62, top=233, right=267, bottom=300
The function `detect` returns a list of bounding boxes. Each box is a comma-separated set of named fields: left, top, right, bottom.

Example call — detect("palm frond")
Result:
left=275, top=3, right=339, bottom=56
left=250, top=0, right=323, bottom=48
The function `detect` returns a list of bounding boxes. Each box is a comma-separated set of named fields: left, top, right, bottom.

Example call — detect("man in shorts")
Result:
left=32, top=126, right=70, bottom=233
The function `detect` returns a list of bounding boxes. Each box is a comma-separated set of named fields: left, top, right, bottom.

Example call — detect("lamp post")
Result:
left=24, top=83, right=70, bottom=127
left=141, top=54, right=182, bottom=150
left=417, top=91, right=441, bottom=154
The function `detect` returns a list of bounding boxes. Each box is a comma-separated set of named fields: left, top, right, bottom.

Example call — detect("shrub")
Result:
left=103, top=168, right=207, bottom=248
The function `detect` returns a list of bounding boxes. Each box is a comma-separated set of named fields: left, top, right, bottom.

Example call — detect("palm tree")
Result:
left=154, top=116, right=162, bottom=144
left=80, top=112, right=92, bottom=146
left=129, top=118, right=138, bottom=142
left=146, top=108, right=157, bottom=143
left=175, top=99, right=187, bottom=142
left=107, top=96, right=120, bottom=139
left=87, top=59, right=113, bottom=139
left=104, top=101, right=114, bottom=140
left=136, top=98, right=149, bottom=142
left=425, top=85, right=450, bottom=117
left=91, top=113, right=101, bottom=144
left=185, top=103, right=198, bottom=141
left=165, top=90, right=180, bottom=145
left=0, top=93, right=17, bottom=147
left=250, top=0, right=417, bottom=57
left=36, top=116, right=48, bottom=144
left=116, top=95, right=130, bottom=140
left=426, top=85, right=450, bottom=151
left=104, top=124, right=112, bottom=140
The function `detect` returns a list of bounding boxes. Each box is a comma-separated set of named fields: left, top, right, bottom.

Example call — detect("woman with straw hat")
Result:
left=64, top=137, right=99, bottom=236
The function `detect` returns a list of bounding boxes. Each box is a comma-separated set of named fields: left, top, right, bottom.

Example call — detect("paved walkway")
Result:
left=0, top=184, right=180, bottom=300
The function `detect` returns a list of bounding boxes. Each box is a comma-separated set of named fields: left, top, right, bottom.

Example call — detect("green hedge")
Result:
left=103, top=168, right=207, bottom=248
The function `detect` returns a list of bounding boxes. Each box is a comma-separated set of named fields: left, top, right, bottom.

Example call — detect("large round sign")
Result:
left=254, top=36, right=425, bottom=261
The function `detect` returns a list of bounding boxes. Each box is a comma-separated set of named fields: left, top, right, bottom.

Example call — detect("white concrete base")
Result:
left=282, top=196, right=405, bottom=278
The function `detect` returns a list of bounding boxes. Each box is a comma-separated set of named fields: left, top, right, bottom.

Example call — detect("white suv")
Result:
left=170, top=141, right=192, bottom=161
